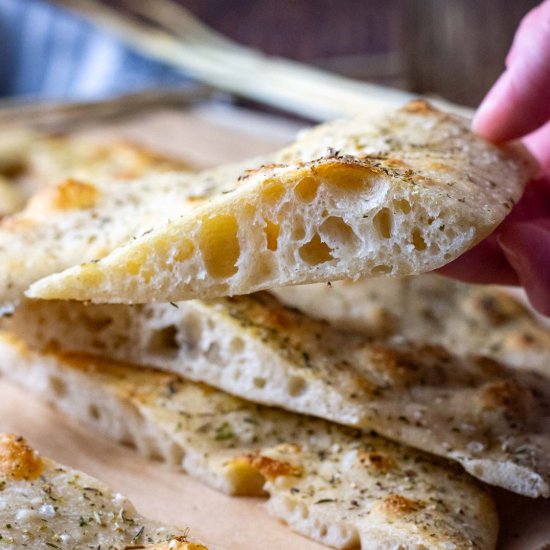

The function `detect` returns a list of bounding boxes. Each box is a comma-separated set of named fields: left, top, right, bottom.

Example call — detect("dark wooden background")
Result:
left=179, top=0, right=539, bottom=106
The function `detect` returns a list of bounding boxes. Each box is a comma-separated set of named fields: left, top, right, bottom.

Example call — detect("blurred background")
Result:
left=0, top=0, right=540, bottom=112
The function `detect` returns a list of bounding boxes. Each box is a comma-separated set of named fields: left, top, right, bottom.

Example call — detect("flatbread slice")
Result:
left=11, top=293, right=550, bottom=497
left=0, top=432, right=207, bottom=550
left=25, top=100, right=535, bottom=304
left=0, top=333, right=498, bottom=550
left=274, top=274, right=550, bottom=377
left=24, top=135, right=192, bottom=190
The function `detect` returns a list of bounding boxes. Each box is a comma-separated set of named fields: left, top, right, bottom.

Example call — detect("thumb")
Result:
left=473, top=0, right=550, bottom=142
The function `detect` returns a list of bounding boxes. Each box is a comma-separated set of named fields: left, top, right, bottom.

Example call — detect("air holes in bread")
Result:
left=49, top=376, right=67, bottom=398
left=199, top=214, right=240, bottom=278
left=264, top=219, right=280, bottom=251
left=206, top=342, right=221, bottom=362
left=294, top=176, right=320, bottom=203
left=319, top=217, right=358, bottom=250
left=299, top=234, right=333, bottom=265
left=253, top=377, right=266, bottom=389
left=230, top=337, right=245, bottom=353
left=412, top=228, right=427, bottom=250
left=373, top=208, right=393, bottom=239
left=288, top=376, right=307, bottom=397
left=88, top=404, right=101, bottom=420
left=321, top=164, right=367, bottom=192
left=394, top=199, right=411, bottom=213
left=261, top=179, right=286, bottom=205
left=146, top=325, right=179, bottom=357
left=292, top=223, right=306, bottom=241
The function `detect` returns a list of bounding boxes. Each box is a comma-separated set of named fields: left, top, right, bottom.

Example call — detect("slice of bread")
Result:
left=25, top=100, right=536, bottom=304
left=0, top=432, right=207, bottom=549
left=11, top=293, right=550, bottom=497
left=274, top=274, right=550, bottom=377
left=0, top=333, right=498, bottom=550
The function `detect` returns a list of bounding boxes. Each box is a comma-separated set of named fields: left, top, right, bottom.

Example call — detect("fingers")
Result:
left=523, top=120, right=550, bottom=173
left=499, top=220, right=550, bottom=315
left=438, top=177, right=550, bottom=312
left=436, top=233, right=520, bottom=286
left=473, top=0, right=550, bottom=142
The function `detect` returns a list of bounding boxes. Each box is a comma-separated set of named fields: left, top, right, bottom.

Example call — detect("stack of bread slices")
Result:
left=0, top=100, right=546, bottom=550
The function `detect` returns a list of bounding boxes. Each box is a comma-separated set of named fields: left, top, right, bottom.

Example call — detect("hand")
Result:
left=438, top=0, right=550, bottom=315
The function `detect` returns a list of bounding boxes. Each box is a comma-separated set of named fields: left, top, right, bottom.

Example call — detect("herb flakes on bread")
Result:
left=0, top=432, right=207, bottom=550
left=0, top=334, right=498, bottom=550
left=22, top=100, right=535, bottom=304
left=10, top=292, right=550, bottom=498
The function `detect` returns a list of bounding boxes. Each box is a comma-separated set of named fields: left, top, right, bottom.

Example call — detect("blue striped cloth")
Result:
left=0, top=0, right=189, bottom=100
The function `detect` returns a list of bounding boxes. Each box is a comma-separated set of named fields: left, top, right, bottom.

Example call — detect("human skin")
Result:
left=438, top=0, right=550, bottom=315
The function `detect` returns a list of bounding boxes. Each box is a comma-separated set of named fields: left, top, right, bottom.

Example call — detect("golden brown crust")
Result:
left=376, top=494, right=425, bottom=515
left=0, top=433, right=43, bottom=480
left=358, top=451, right=397, bottom=473
left=241, top=452, right=303, bottom=481
left=50, top=178, right=100, bottom=210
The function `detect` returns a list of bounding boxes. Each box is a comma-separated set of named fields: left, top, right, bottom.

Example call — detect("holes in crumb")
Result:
left=263, top=219, right=280, bottom=251
left=206, top=342, right=221, bottom=362
left=299, top=505, right=309, bottom=519
left=319, top=216, right=358, bottom=249
left=411, top=228, right=427, bottom=251
left=372, top=264, right=391, bottom=275
left=260, top=179, right=286, bottom=205
left=393, top=199, right=411, bottom=213
left=147, top=325, right=179, bottom=357
left=253, top=377, right=266, bottom=389
left=373, top=208, right=393, bottom=239
left=88, top=404, right=101, bottom=421
left=180, top=314, right=202, bottom=355
left=299, top=234, right=333, bottom=265
left=232, top=369, right=242, bottom=381
left=288, top=376, right=307, bottom=397
left=320, top=164, right=368, bottom=192
left=292, top=223, right=306, bottom=241
left=294, top=176, right=320, bottom=203
left=230, top=337, right=245, bottom=353
left=49, top=376, right=67, bottom=398
left=319, top=525, right=328, bottom=537
left=199, top=214, right=240, bottom=278
left=445, top=227, right=457, bottom=239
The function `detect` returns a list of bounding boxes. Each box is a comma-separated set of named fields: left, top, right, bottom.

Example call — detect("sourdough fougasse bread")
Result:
left=0, top=433, right=207, bottom=550
left=0, top=101, right=533, bottom=309
left=0, top=334, right=498, bottom=550
left=10, top=292, right=550, bottom=498
left=275, top=274, right=550, bottom=377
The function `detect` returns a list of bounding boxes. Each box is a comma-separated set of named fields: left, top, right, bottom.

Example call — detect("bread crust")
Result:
left=0, top=333, right=498, bottom=550
left=12, top=101, right=535, bottom=305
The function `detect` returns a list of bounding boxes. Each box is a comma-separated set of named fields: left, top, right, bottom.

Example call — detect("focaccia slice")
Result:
left=11, top=293, right=550, bottom=497
left=274, top=274, right=550, bottom=377
left=0, top=432, right=206, bottom=550
left=0, top=134, right=191, bottom=218
left=24, top=135, right=191, bottom=189
left=25, top=100, right=535, bottom=304
left=0, top=333, right=498, bottom=550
